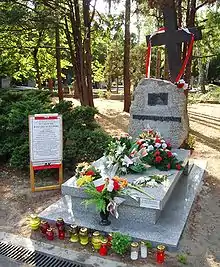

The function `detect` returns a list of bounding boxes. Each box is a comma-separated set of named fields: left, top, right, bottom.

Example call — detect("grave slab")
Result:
left=39, top=159, right=206, bottom=251
left=62, top=149, right=190, bottom=224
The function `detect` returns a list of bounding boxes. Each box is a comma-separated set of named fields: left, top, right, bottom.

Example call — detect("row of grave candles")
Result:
left=28, top=215, right=165, bottom=263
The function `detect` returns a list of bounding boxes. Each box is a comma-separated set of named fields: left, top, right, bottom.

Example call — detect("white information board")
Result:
left=29, top=114, right=63, bottom=166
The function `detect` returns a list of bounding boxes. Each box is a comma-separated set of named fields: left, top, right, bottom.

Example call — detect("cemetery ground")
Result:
left=0, top=100, right=220, bottom=267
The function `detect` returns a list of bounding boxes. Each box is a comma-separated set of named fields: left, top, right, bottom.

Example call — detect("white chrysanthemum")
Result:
left=147, top=145, right=154, bottom=151
left=147, top=180, right=158, bottom=187
left=162, top=143, right=167, bottom=149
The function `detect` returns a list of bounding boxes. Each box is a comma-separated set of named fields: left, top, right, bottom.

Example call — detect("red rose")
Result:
left=155, top=156, right=162, bottom=163
left=86, top=170, right=95, bottom=176
left=176, top=164, right=181, bottom=170
left=154, top=150, right=160, bottom=157
left=112, top=179, right=120, bottom=191
left=155, top=138, right=161, bottom=143
left=167, top=151, right=173, bottom=158
left=167, top=142, right=171, bottom=148
left=167, top=163, right=171, bottom=169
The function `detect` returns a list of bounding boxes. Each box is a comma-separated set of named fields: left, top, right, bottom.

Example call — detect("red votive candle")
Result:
left=99, top=239, right=108, bottom=256
left=56, top=218, right=65, bottom=230
left=40, top=220, right=50, bottom=234
left=46, top=228, right=54, bottom=241
left=58, top=228, right=65, bottom=240
left=156, top=245, right=165, bottom=264
left=107, top=233, right=112, bottom=248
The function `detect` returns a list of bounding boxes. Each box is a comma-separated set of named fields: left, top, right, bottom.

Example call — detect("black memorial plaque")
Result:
left=148, top=93, right=168, bottom=106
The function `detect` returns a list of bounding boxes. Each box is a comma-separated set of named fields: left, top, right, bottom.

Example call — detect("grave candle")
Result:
left=56, top=218, right=65, bottom=230
left=58, top=226, right=65, bottom=240
left=107, top=233, right=112, bottom=248
left=92, top=231, right=102, bottom=250
left=46, top=228, right=54, bottom=241
left=79, top=228, right=89, bottom=245
left=99, top=239, right=108, bottom=256
left=156, top=245, right=165, bottom=264
left=29, top=214, right=40, bottom=230
left=40, top=220, right=50, bottom=234
left=130, top=242, right=139, bottom=260
left=140, top=241, right=148, bottom=258
left=69, top=225, right=79, bottom=243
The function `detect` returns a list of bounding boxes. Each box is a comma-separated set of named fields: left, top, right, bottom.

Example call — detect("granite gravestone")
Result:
left=128, top=78, right=188, bottom=148
left=1, top=77, right=11, bottom=88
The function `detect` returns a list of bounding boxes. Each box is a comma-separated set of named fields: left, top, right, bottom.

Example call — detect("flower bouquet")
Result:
left=82, top=175, right=154, bottom=226
left=132, top=129, right=183, bottom=171
left=83, top=176, right=127, bottom=225
left=75, top=162, right=101, bottom=187
left=103, top=134, right=149, bottom=175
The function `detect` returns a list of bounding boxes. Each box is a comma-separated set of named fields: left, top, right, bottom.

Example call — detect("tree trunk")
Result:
left=64, top=16, right=79, bottom=99
left=55, top=1, right=63, bottom=102
left=156, top=48, right=161, bottom=78
left=136, top=2, right=141, bottom=45
left=116, top=77, right=119, bottom=94
left=33, top=48, right=42, bottom=90
left=164, top=48, right=169, bottom=80
left=108, top=0, right=111, bottom=14
left=184, top=0, right=197, bottom=92
left=83, top=0, right=94, bottom=107
left=123, top=0, right=131, bottom=112
left=176, top=0, right=182, bottom=27
left=55, top=24, right=63, bottom=101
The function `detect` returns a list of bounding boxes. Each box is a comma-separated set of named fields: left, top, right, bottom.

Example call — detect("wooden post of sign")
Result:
left=30, top=162, right=35, bottom=192
left=30, top=164, right=63, bottom=192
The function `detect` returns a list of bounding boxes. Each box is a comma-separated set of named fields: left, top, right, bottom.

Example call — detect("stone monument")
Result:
left=128, top=78, right=188, bottom=148
left=1, top=77, right=11, bottom=88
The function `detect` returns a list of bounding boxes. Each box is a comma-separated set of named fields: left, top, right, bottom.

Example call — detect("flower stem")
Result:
left=128, top=184, right=155, bottom=200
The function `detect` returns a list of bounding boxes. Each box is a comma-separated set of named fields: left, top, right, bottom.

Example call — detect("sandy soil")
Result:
left=0, top=100, right=220, bottom=267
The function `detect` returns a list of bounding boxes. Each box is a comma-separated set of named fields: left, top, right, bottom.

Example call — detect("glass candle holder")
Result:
left=46, top=228, right=54, bottom=241
left=79, top=227, right=89, bottom=245
left=56, top=218, right=65, bottom=230
left=69, top=225, right=79, bottom=243
left=140, top=241, right=148, bottom=258
left=29, top=214, right=40, bottom=230
left=130, top=242, right=139, bottom=260
left=92, top=231, right=102, bottom=250
left=40, top=220, right=50, bottom=234
left=58, top=226, right=65, bottom=240
left=156, top=245, right=165, bottom=264
left=99, top=238, right=108, bottom=256
left=107, top=233, right=112, bottom=248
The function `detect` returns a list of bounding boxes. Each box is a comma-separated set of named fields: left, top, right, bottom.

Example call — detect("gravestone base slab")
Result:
left=39, top=160, right=206, bottom=251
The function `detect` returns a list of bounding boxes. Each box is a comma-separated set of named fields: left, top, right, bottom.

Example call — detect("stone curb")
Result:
left=0, top=232, right=154, bottom=267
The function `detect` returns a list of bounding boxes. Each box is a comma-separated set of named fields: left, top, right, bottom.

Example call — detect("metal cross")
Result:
left=146, top=5, right=202, bottom=82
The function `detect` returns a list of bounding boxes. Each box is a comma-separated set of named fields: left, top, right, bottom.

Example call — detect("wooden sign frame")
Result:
left=29, top=114, right=63, bottom=192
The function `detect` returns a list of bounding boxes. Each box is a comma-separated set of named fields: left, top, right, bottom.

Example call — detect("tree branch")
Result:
left=196, top=0, right=216, bottom=11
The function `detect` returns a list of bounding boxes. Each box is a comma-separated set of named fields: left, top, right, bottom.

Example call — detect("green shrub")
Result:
left=111, top=232, right=132, bottom=255
left=0, top=90, right=51, bottom=167
left=64, top=128, right=111, bottom=169
left=0, top=90, right=111, bottom=170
